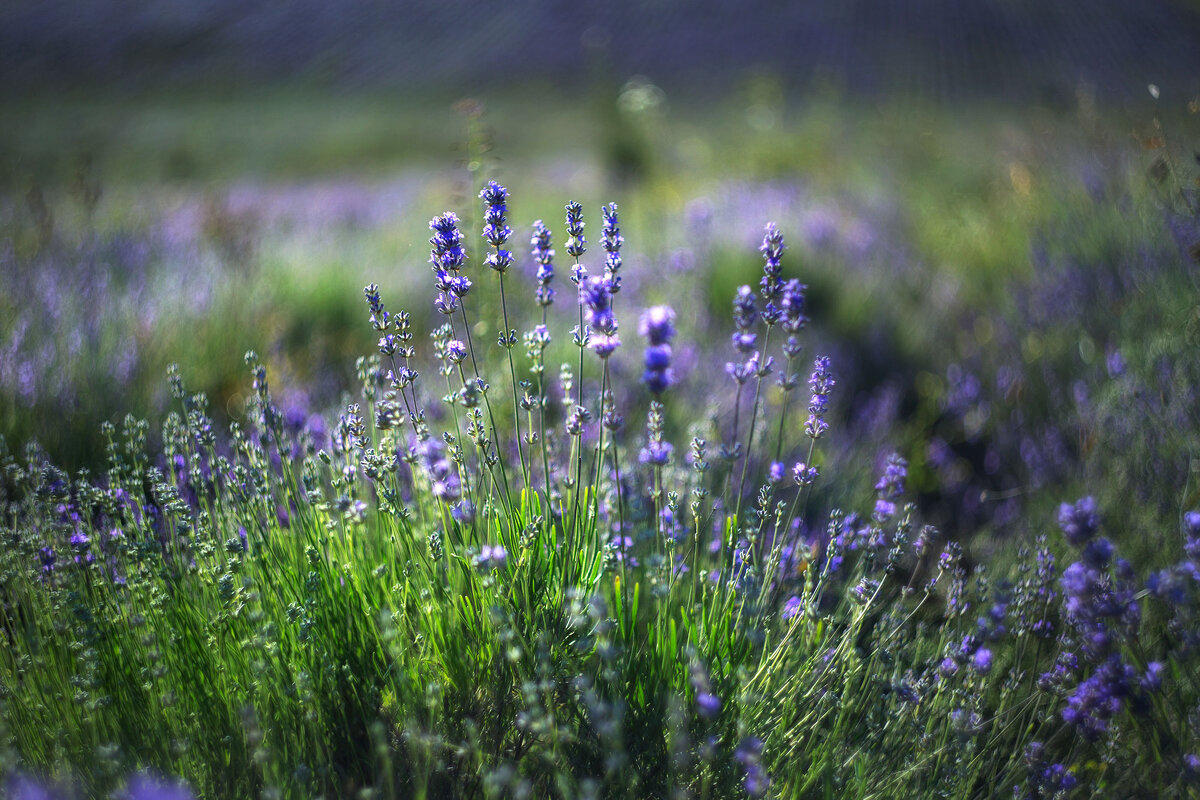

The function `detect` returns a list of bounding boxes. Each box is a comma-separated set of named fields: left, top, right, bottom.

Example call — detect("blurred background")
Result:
left=3, top=0, right=1200, bottom=557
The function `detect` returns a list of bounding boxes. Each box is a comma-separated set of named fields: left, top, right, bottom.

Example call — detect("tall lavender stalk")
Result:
left=565, top=201, right=588, bottom=536
left=480, top=180, right=530, bottom=493
left=430, top=211, right=512, bottom=519
left=529, top=220, right=555, bottom=497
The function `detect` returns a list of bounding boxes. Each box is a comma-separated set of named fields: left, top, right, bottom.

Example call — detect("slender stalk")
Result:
left=497, top=271, right=530, bottom=494
left=733, top=326, right=773, bottom=546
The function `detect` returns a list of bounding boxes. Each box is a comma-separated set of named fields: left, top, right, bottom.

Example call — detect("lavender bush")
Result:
left=2, top=167, right=1200, bottom=800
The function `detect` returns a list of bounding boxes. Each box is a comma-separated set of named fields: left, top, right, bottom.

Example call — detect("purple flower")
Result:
left=972, top=648, right=994, bottom=674
left=1185, top=510, right=1200, bottom=562
left=445, top=340, right=467, bottom=364
left=601, top=203, right=623, bottom=293
left=581, top=277, right=619, bottom=359
left=1142, top=662, right=1165, bottom=693
left=1057, top=496, right=1100, bottom=546
left=127, top=773, right=195, bottom=800
left=479, top=181, right=514, bottom=272
left=780, top=278, right=807, bottom=334
left=429, top=212, right=466, bottom=274
left=530, top=219, right=555, bottom=307
left=38, top=546, right=56, bottom=574
left=590, top=333, right=621, bottom=359
left=696, top=692, right=721, bottom=719
left=805, top=356, right=834, bottom=439
left=475, top=544, right=507, bottom=572
left=731, top=286, right=758, bottom=353
left=759, top=222, right=786, bottom=324
left=782, top=595, right=802, bottom=620
left=638, top=305, right=676, bottom=345
left=872, top=453, right=907, bottom=521
left=6, top=773, right=59, bottom=800
left=416, top=438, right=461, bottom=504
left=639, top=440, right=674, bottom=466
left=581, top=276, right=617, bottom=335
left=1062, top=655, right=1142, bottom=741
left=640, top=306, right=677, bottom=393
left=792, top=461, right=819, bottom=486
left=735, top=738, right=770, bottom=798
left=564, top=201, right=586, bottom=258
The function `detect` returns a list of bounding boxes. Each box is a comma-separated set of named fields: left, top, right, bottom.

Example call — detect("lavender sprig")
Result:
left=480, top=180, right=529, bottom=491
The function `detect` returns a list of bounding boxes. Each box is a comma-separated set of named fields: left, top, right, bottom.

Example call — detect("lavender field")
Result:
left=4, top=4, right=1200, bottom=799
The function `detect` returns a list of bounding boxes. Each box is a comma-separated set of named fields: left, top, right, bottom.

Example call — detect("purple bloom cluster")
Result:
left=759, top=222, right=786, bottom=324
left=735, top=737, right=770, bottom=797
left=1061, top=654, right=1148, bottom=741
left=474, top=544, right=507, bottom=572
left=430, top=212, right=471, bottom=315
left=731, top=285, right=758, bottom=355
left=1018, top=742, right=1077, bottom=800
left=1057, top=496, right=1100, bottom=546
left=480, top=181, right=514, bottom=273
left=415, top=437, right=460, bottom=504
left=530, top=220, right=555, bottom=308
left=639, top=305, right=676, bottom=394
left=1056, top=501, right=1140, bottom=660
left=581, top=276, right=620, bottom=358
left=873, top=453, right=907, bottom=521
left=565, top=201, right=586, bottom=259
left=688, top=660, right=721, bottom=720
left=805, top=356, right=834, bottom=439
left=601, top=203, right=623, bottom=293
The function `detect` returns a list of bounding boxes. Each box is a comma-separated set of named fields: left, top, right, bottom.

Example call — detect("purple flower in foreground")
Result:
left=565, top=201, right=586, bottom=258
left=429, top=212, right=466, bottom=274
left=759, top=222, right=786, bottom=323
left=127, top=773, right=195, bottom=800
left=480, top=181, right=514, bottom=272
left=582, top=276, right=619, bottom=358
left=736, top=738, right=770, bottom=798
left=6, top=773, right=58, bottom=800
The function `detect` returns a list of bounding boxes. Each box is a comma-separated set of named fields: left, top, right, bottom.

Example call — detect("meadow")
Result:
left=2, top=83, right=1200, bottom=798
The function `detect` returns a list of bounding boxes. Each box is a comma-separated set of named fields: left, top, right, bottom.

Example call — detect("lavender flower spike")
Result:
left=602, top=202, right=623, bottom=293
left=582, top=276, right=620, bottom=358
left=805, top=356, right=834, bottom=439
left=530, top=219, right=555, bottom=308
left=640, top=305, right=676, bottom=393
left=480, top=181, right=514, bottom=273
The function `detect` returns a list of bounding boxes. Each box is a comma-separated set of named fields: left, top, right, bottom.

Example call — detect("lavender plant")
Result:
left=2, top=181, right=1200, bottom=800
